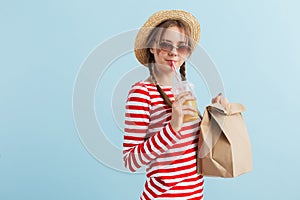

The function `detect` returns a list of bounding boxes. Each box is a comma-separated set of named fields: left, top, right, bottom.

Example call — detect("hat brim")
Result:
left=134, top=10, right=200, bottom=66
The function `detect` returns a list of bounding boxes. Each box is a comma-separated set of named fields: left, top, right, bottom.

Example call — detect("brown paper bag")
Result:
left=197, top=103, right=252, bottom=178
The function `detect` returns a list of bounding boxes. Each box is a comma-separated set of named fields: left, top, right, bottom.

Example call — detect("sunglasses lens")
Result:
left=159, top=42, right=173, bottom=51
left=177, top=45, right=191, bottom=55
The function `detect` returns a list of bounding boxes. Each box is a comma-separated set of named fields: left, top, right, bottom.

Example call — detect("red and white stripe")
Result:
left=123, top=81, right=204, bottom=200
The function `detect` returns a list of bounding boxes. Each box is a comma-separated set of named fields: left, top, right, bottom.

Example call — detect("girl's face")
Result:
left=150, top=26, right=190, bottom=73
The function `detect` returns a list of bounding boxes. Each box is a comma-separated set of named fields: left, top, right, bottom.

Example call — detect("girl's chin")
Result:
left=156, top=62, right=172, bottom=68
left=156, top=61, right=183, bottom=70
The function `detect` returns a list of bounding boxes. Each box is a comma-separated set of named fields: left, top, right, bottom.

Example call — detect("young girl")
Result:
left=123, top=10, right=228, bottom=200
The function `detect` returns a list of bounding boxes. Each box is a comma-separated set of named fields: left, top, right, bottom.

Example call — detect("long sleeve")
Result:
left=123, top=83, right=182, bottom=172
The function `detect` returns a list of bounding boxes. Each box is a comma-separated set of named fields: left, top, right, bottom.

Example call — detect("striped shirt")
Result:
left=123, top=81, right=204, bottom=200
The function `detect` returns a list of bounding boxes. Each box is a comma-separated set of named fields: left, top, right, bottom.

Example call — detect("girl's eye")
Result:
left=159, top=42, right=173, bottom=51
left=178, top=45, right=191, bottom=52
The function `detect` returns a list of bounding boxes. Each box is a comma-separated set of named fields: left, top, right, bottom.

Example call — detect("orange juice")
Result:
left=183, top=99, right=199, bottom=122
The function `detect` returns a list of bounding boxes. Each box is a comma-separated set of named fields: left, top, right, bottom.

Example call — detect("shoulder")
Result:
left=128, top=80, right=160, bottom=94
left=127, top=81, right=152, bottom=101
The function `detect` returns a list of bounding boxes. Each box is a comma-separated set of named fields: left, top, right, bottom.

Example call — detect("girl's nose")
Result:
left=168, top=47, right=178, bottom=56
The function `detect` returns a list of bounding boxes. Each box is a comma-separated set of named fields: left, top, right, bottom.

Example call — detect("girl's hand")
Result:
left=170, top=91, right=198, bottom=132
left=211, top=93, right=229, bottom=108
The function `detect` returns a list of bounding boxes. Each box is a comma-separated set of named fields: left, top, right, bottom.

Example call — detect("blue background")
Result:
left=1, top=0, right=300, bottom=199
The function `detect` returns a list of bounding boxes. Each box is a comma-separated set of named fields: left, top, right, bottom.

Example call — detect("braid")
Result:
left=179, top=62, right=187, bottom=81
left=156, top=84, right=173, bottom=107
left=147, top=57, right=173, bottom=107
left=148, top=63, right=158, bottom=85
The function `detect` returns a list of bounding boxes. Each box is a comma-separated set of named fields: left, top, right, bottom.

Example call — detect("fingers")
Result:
left=182, top=110, right=197, bottom=117
left=174, top=92, right=188, bottom=102
left=212, top=93, right=229, bottom=107
left=171, top=92, right=199, bottom=131
left=220, top=96, right=229, bottom=107
left=181, top=104, right=198, bottom=113
left=174, top=92, right=195, bottom=104
left=211, top=93, right=221, bottom=104
left=173, top=98, right=198, bottom=117
left=172, top=93, right=197, bottom=117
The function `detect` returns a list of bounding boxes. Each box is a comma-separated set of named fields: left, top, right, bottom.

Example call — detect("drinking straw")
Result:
left=169, top=61, right=181, bottom=83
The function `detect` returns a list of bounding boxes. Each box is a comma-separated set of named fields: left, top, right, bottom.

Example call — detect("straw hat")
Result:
left=134, top=10, right=200, bottom=66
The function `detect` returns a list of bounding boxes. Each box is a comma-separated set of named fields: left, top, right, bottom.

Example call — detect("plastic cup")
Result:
left=171, top=81, right=199, bottom=122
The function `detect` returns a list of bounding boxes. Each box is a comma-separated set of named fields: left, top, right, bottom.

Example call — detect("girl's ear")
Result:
left=150, top=48, right=154, bottom=54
